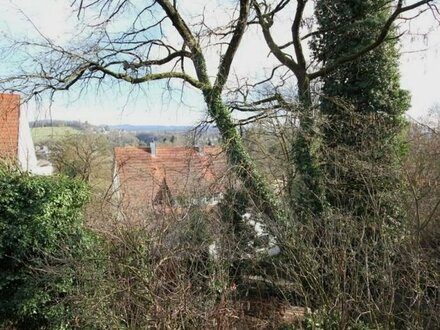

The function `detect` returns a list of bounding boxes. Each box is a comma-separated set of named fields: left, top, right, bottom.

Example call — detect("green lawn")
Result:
left=31, top=127, right=81, bottom=144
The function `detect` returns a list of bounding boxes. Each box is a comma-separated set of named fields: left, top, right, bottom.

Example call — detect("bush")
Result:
left=0, top=167, right=94, bottom=329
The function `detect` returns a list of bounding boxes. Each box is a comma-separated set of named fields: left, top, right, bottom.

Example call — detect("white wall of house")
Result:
left=17, top=109, right=53, bottom=175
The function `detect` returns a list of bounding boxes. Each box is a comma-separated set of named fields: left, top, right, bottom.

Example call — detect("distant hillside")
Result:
left=29, top=121, right=220, bottom=146
left=108, top=124, right=192, bottom=133
left=32, top=127, right=81, bottom=144
left=30, top=121, right=219, bottom=134
left=108, top=124, right=220, bottom=134
left=30, top=120, right=96, bottom=130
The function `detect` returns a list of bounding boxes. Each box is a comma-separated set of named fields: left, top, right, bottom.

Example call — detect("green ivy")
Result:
left=0, top=166, right=94, bottom=329
left=312, top=0, right=409, bottom=221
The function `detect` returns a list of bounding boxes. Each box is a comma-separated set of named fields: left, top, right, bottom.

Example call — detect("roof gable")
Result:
left=153, top=178, right=174, bottom=205
left=0, top=94, right=20, bottom=158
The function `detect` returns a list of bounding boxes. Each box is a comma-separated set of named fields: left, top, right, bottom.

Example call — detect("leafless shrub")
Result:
left=51, top=111, right=440, bottom=329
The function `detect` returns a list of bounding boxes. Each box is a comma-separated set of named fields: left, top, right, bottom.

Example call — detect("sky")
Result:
left=0, top=0, right=439, bottom=126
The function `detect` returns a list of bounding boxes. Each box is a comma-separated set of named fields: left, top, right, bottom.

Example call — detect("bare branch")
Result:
left=291, top=0, right=307, bottom=70
left=252, top=0, right=301, bottom=74
left=90, top=64, right=205, bottom=89
left=123, top=50, right=192, bottom=69
left=156, top=0, right=211, bottom=85
left=214, top=0, right=251, bottom=93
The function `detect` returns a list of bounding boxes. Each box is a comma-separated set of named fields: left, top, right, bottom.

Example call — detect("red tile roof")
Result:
left=114, top=145, right=228, bottom=215
left=0, top=94, right=20, bottom=159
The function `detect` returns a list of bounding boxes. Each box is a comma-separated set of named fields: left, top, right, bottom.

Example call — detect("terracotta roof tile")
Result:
left=0, top=94, right=20, bottom=159
left=114, top=145, right=228, bottom=213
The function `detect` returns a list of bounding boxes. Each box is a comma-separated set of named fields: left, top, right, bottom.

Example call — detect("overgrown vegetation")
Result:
left=0, top=167, right=95, bottom=329
left=1, top=0, right=439, bottom=328
left=1, top=113, right=440, bottom=329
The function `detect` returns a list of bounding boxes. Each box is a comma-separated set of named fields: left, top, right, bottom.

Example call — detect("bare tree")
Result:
left=0, top=0, right=438, bottom=223
left=50, top=132, right=110, bottom=183
left=0, top=0, right=283, bottom=224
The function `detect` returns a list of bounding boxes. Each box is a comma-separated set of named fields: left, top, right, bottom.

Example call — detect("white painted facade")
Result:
left=17, top=109, right=53, bottom=175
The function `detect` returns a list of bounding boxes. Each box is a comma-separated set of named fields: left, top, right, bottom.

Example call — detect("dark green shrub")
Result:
left=0, top=167, right=93, bottom=329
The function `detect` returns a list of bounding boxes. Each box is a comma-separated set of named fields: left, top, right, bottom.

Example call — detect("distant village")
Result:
left=31, top=119, right=221, bottom=162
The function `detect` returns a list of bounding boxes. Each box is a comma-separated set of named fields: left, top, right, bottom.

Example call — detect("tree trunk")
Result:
left=291, top=73, right=324, bottom=215
left=205, top=91, right=284, bottom=225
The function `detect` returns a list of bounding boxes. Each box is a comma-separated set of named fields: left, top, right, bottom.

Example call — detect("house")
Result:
left=113, top=142, right=280, bottom=257
left=0, top=93, right=52, bottom=175
left=113, top=143, right=228, bottom=223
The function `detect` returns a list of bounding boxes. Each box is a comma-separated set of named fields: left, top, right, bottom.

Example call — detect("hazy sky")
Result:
left=0, top=0, right=439, bottom=125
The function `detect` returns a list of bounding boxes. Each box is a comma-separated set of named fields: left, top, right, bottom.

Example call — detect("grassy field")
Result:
left=31, top=127, right=81, bottom=144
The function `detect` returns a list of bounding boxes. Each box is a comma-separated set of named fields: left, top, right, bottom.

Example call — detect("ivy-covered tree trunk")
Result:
left=252, top=0, right=429, bottom=219
left=205, top=91, right=284, bottom=224
left=291, top=75, right=324, bottom=216
left=313, top=0, right=410, bottom=220
left=157, top=0, right=283, bottom=225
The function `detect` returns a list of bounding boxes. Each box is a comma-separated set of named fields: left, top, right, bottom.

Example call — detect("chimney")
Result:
left=195, top=143, right=204, bottom=154
left=149, top=141, right=156, bottom=156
